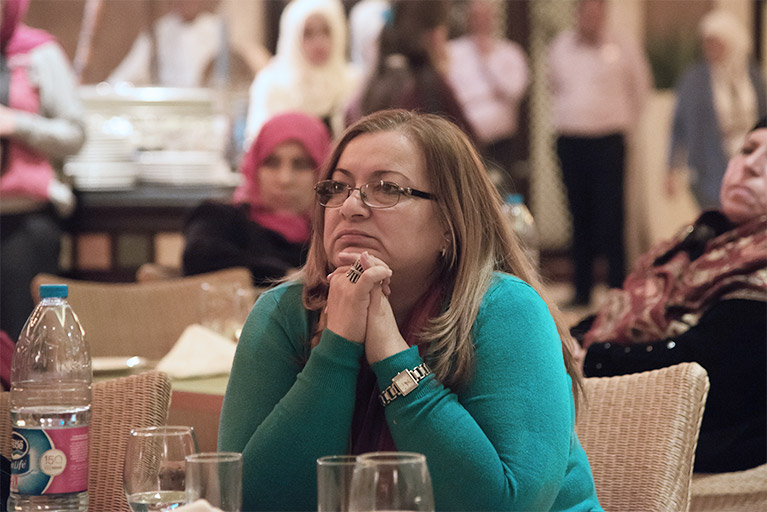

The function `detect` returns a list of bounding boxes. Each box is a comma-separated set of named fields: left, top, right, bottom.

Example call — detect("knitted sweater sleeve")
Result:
left=13, top=42, right=85, bottom=159
left=217, top=282, right=364, bottom=511
left=371, top=275, right=578, bottom=511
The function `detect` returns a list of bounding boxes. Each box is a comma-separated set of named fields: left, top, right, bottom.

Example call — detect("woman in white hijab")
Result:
left=667, top=8, right=766, bottom=209
left=244, top=0, right=361, bottom=146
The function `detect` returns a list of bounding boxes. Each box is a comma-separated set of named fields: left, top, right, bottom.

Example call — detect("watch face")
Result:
left=394, top=371, right=418, bottom=395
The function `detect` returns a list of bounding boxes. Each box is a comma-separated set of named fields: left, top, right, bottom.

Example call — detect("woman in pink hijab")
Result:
left=0, top=0, right=85, bottom=341
left=183, top=112, right=331, bottom=285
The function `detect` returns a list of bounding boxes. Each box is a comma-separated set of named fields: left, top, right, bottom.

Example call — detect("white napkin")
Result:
left=155, top=324, right=237, bottom=379
left=175, top=499, right=223, bottom=512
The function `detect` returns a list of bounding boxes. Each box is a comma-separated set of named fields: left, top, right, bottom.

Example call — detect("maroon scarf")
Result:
left=583, top=212, right=767, bottom=348
left=1, top=0, right=55, bottom=55
left=349, top=285, right=444, bottom=454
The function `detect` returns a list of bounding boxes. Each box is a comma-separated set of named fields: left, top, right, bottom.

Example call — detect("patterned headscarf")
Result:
left=583, top=212, right=767, bottom=347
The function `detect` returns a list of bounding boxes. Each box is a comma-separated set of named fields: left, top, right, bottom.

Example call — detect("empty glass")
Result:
left=317, top=455, right=358, bottom=512
left=123, top=426, right=197, bottom=512
left=185, top=452, right=243, bottom=512
left=348, top=452, right=434, bottom=512
left=200, top=282, right=256, bottom=341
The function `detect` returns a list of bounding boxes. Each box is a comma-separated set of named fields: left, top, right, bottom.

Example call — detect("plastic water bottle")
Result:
left=8, top=284, right=91, bottom=512
left=503, top=193, right=540, bottom=269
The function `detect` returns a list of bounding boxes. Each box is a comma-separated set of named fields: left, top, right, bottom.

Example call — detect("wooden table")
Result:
left=168, top=375, right=229, bottom=453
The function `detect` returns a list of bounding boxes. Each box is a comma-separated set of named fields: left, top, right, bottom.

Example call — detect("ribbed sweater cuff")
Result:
left=370, top=345, right=423, bottom=390
left=309, top=328, right=365, bottom=373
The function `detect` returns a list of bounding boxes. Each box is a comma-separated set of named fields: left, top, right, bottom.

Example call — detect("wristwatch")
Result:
left=379, top=363, right=432, bottom=407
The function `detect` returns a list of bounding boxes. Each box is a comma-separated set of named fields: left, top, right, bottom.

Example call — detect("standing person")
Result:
left=183, top=112, right=331, bottom=286
left=0, top=0, right=85, bottom=341
left=447, top=0, right=529, bottom=188
left=108, top=0, right=224, bottom=87
left=548, top=0, right=651, bottom=306
left=352, top=0, right=475, bottom=141
left=244, top=0, right=360, bottom=144
left=348, top=0, right=389, bottom=78
left=218, top=109, right=602, bottom=511
left=666, top=8, right=766, bottom=210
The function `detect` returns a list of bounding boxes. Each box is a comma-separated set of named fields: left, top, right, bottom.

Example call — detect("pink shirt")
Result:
left=547, top=30, right=651, bottom=137
left=448, top=36, right=529, bottom=144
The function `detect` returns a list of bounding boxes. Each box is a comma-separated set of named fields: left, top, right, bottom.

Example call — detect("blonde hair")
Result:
left=301, top=109, right=582, bottom=400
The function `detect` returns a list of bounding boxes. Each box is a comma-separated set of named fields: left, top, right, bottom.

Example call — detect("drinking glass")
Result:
left=123, top=426, right=198, bottom=512
left=185, top=452, right=243, bottom=512
left=317, top=455, right=358, bottom=512
left=348, top=452, right=434, bottom=512
left=200, top=282, right=256, bottom=341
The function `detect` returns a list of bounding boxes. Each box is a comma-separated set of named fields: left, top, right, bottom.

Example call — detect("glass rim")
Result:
left=185, top=451, right=242, bottom=463
left=356, top=451, right=426, bottom=464
left=316, top=454, right=358, bottom=466
left=128, top=425, right=194, bottom=437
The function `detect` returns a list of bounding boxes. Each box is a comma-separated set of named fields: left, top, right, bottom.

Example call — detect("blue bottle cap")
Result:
left=505, top=193, right=523, bottom=204
left=40, top=284, right=68, bottom=298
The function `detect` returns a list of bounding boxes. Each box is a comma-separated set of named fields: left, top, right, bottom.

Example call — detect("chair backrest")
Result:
left=31, top=267, right=256, bottom=360
left=575, top=362, right=710, bottom=512
left=691, top=463, right=767, bottom=511
left=2, top=370, right=171, bottom=512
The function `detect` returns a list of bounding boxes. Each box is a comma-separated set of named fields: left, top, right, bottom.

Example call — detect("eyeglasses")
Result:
left=314, top=180, right=435, bottom=209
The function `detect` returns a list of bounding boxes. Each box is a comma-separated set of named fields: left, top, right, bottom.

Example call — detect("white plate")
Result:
left=92, top=356, right=148, bottom=374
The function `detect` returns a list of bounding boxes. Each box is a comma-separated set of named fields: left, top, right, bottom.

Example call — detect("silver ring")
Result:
left=345, top=258, right=364, bottom=283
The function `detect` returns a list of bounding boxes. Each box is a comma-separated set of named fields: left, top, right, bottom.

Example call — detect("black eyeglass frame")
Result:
left=314, top=179, right=435, bottom=209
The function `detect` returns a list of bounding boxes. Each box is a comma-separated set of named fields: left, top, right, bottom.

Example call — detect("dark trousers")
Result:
left=0, top=209, right=61, bottom=341
left=557, top=133, right=626, bottom=302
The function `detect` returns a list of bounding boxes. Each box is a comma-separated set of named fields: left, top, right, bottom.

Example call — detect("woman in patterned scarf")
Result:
left=578, top=117, right=767, bottom=473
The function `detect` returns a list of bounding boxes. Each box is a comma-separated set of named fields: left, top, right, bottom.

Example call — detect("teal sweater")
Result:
left=218, top=273, right=602, bottom=511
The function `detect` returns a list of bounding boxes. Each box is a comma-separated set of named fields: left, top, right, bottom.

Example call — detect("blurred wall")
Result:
left=26, top=0, right=266, bottom=84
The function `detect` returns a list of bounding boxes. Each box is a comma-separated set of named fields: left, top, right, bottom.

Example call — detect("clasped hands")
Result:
left=325, top=251, right=409, bottom=364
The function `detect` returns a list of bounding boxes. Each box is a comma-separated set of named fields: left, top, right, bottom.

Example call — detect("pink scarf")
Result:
left=1, top=0, right=54, bottom=56
left=232, top=112, right=331, bottom=243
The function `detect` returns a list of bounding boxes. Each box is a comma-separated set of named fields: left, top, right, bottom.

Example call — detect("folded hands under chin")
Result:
left=325, top=251, right=409, bottom=364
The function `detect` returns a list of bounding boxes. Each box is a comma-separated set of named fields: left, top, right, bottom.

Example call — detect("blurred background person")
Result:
left=351, top=0, right=474, bottom=140
left=577, top=118, right=766, bottom=473
left=666, top=8, right=766, bottom=210
left=548, top=0, right=651, bottom=307
left=244, top=0, right=360, bottom=144
left=108, top=0, right=224, bottom=87
left=0, top=0, right=85, bottom=341
left=183, top=112, right=331, bottom=286
left=348, top=0, right=389, bottom=78
left=447, top=0, right=529, bottom=192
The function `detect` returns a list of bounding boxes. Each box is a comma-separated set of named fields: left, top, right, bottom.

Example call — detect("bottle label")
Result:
left=10, top=426, right=89, bottom=495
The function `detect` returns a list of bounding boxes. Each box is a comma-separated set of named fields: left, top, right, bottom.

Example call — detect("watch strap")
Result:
left=379, top=362, right=432, bottom=407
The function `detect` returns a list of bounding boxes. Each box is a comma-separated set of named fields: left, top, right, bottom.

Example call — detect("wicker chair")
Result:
left=31, top=267, right=256, bottom=360
left=690, top=463, right=767, bottom=511
left=575, top=362, right=710, bottom=512
left=1, top=371, right=171, bottom=512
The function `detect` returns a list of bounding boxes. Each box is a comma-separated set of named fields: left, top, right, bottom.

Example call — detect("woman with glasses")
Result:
left=218, top=109, right=601, bottom=511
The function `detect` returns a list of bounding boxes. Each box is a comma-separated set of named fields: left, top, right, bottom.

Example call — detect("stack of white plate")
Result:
left=137, top=151, right=236, bottom=186
left=75, top=132, right=134, bottom=162
left=64, top=161, right=139, bottom=191
left=66, top=116, right=138, bottom=191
